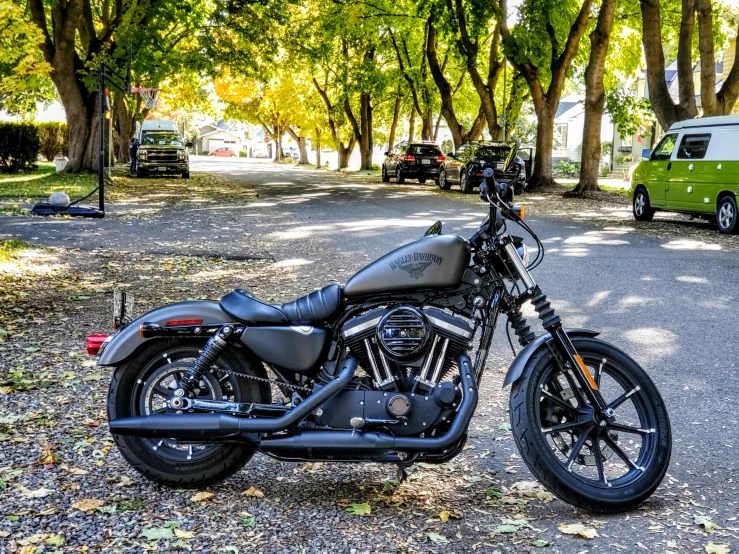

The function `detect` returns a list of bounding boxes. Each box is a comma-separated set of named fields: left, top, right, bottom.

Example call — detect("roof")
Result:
left=669, top=114, right=739, bottom=131
left=201, top=128, right=242, bottom=139
left=555, top=100, right=582, bottom=119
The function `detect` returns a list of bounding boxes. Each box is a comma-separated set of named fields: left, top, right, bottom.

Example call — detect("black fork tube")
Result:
left=473, top=289, right=502, bottom=384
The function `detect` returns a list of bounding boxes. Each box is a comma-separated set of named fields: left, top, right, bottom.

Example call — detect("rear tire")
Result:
left=509, top=337, right=671, bottom=513
left=107, top=339, right=270, bottom=488
left=396, top=166, right=405, bottom=184
left=633, top=187, right=655, bottom=222
left=716, top=195, right=739, bottom=234
left=418, top=178, right=427, bottom=184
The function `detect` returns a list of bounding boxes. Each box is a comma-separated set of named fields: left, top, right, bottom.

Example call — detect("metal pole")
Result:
left=501, top=62, right=507, bottom=140
left=108, top=91, right=113, bottom=181
left=98, top=64, right=105, bottom=213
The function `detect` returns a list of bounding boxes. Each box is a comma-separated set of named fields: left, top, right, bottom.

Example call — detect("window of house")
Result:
left=650, top=133, right=678, bottom=161
left=676, top=134, right=711, bottom=159
left=554, top=124, right=568, bottom=149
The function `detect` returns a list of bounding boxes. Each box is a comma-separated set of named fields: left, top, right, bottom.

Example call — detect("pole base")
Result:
left=30, top=203, right=105, bottom=218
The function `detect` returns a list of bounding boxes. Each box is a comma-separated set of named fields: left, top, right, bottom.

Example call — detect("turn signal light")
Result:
left=575, top=355, right=599, bottom=390
left=520, top=204, right=525, bottom=219
left=87, top=334, right=109, bottom=356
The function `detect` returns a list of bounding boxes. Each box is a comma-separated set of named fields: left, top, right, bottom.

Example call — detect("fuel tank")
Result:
left=343, top=235, right=471, bottom=298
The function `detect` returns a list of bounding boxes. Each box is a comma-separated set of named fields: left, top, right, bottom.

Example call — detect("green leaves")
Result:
left=140, top=527, right=175, bottom=540
left=345, top=502, right=371, bottom=516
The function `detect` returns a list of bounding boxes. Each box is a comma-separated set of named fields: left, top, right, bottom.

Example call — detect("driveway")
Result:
left=1, top=157, right=737, bottom=553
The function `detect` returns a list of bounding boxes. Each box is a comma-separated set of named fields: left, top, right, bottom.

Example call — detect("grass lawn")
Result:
left=0, top=239, right=31, bottom=263
left=0, top=162, right=96, bottom=199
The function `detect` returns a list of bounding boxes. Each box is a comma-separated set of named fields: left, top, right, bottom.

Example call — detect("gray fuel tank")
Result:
left=343, top=235, right=471, bottom=298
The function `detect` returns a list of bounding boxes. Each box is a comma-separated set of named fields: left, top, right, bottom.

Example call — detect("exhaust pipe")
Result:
left=109, top=355, right=357, bottom=438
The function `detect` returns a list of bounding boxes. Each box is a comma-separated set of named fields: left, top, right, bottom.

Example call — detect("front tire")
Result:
left=509, top=337, right=671, bottom=513
left=716, top=195, right=739, bottom=234
left=437, top=168, right=452, bottom=190
left=460, top=170, right=474, bottom=194
left=107, top=339, right=270, bottom=487
left=633, top=187, right=655, bottom=221
left=381, top=164, right=390, bottom=182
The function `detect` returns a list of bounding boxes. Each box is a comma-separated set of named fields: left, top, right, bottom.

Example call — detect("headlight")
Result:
left=139, top=151, right=147, bottom=159
left=178, top=151, right=185, bottom=159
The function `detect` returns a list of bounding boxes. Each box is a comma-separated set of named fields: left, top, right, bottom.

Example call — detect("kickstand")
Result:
left=396, top=463, right=415, bottom=484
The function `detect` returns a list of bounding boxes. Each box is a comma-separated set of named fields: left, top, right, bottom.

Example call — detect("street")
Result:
left=1, top=157, right=738, bottom=552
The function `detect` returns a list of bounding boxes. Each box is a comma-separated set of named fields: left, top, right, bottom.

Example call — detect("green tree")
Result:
left=498, top=0, right=594, bottom=189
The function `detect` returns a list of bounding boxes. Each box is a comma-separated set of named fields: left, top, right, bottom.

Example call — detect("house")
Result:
left=196, top=120, right=243, bottom=154
left=552, top=96, right=615, bottom=165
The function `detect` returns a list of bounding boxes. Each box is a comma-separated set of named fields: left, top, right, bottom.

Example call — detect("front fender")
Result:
left=502, top=328, right=599, bottom=388
left=97, top=301, right=236, bottom=366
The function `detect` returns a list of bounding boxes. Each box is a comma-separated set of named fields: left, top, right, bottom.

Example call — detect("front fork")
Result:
left=493, top=238, right=609, bottom=415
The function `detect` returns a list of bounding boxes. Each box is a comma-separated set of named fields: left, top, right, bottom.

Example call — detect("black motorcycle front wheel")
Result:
left=509, top=337, right=671, bottom=513
left=107, top=339, right=270, bottom=487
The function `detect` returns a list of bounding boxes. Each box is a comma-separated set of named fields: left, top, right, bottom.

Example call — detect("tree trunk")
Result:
left=434, top=112, right=443, bottom=141
left=697, top=0, right=739, bottom=116
left=338, top=142, right=355, bottom=169
left=530, top=103, right=555, bottom=189
left=388, top=88, right=402, bottom=152
left=315, top=128, right=322, bottom=169
left=286, top=126, right=310, bottom=164
left=408, top=105, right=416, bottom=142
left=573, top=0, right=617, bottom=194
left=115, top=94, right=132, bottom=164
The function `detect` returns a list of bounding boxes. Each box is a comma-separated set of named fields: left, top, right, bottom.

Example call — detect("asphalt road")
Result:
left=3, top=156, right=738, bottom=552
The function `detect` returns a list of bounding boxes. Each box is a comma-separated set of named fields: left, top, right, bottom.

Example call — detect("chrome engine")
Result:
left=341, top=306, right=474, bottom=393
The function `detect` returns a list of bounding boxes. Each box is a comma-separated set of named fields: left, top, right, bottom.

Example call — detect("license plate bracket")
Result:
left=421, top=159, right=431, bottom=165
left=113, top=290, right=134, bottom=329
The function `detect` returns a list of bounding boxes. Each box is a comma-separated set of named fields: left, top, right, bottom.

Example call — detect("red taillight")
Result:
left=165, top=319, right=204, bottom=327
left=87, top=334, right=109, bottom=356
left=404, top=154, right=415, bottom=162
left=436, top=155, right=446, bottom=162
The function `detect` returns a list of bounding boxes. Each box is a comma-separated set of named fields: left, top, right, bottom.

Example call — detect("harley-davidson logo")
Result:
left=389, top=252, right=443, bottom=279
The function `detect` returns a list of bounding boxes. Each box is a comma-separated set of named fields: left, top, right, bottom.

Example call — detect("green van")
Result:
left=630, top=115, right=739, bottom=233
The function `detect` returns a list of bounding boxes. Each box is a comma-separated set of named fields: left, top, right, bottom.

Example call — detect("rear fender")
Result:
left=502, top=328, right=600, bottom=388
left=97, top=301, right=236, bottom=366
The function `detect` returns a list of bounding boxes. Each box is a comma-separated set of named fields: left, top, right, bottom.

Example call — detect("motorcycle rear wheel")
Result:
left=509, top=337, right=671, bottom=513
left=107, top=339, right=270, bottom=487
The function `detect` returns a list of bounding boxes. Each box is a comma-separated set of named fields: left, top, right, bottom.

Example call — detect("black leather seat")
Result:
left=220, top=284, right=342, bottom=326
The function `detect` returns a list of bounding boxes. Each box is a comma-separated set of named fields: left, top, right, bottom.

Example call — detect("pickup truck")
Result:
left=137, top=129, right=192, bottom=179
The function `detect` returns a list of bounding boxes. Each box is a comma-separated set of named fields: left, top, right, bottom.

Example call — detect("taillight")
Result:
left=436, top=155, right=446, bottom=162
left=165, top=319, right=204, bottom=326
left=87, top=334, right=109, bottom=356
left=404, top=154, right=415, bottom=162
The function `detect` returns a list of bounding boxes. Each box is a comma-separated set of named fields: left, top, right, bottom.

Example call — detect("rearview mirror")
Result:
left=641, top=148, right=651, bottom=159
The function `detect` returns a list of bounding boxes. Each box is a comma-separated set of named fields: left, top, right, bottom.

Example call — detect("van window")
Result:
left=676, top=134, right=711, bottom=159
left=650, top=133, right=678, bottom=161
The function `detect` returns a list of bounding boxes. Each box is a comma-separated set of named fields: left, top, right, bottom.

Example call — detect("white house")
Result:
left=552, top=96, right=615, bottom=164
left=197, top=120, right=243, bottom=153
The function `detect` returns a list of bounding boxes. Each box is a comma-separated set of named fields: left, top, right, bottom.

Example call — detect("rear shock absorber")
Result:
left=179, top=325, right=234, bottom=393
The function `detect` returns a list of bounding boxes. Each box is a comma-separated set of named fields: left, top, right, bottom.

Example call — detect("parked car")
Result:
left=209, top=147, right=236, bottom=157
left=283, top=145, right=300, bottom=160
left=630, top=115, right=739, bottom=233
left=252, top=143, right=271, bottom=158
left=382, top=141, right=445, bottom=184
left=439, top=141, right=530, bottom=194
left=136, top=130, right=191, bottom=179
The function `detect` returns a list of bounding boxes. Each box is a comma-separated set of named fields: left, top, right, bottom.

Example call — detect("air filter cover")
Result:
left=376, top=307, right=431, bottom=361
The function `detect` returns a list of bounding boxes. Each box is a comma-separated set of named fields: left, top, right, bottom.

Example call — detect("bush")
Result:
left=37, top=122, right=68, bottom=161
left=440, top=139, right=454, bottom=156
left=239, top=150, right=249, bottom=157
left=0, top=122, right=40, bottom=173
left=599, top=164, right=610, bottom=177
left=555, top=160, right=578, bottom=176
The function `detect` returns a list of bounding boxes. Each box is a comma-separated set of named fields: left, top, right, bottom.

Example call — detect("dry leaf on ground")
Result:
left=558, top=522, right=598, bottom=539
left=241, top=486, right=264, bottom=498
left=72, top=499, right=104, bottom=512
left=191, top=491, right=214, bottom=502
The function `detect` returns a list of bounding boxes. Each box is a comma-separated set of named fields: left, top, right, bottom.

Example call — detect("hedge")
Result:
left=37, top=122, right=69, bottom=162
left=0, top=122, right=40, bottom=173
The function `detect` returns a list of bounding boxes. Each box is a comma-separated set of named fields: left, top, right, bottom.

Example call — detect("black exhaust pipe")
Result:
left=259, top=354, right=477, bottom=455
left=109, top=355, right=357, bottom=439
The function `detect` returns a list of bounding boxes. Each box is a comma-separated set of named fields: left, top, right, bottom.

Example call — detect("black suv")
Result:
left=439, top=141, right=530, bottom=194
left=382, top=141, right=444, bottom=184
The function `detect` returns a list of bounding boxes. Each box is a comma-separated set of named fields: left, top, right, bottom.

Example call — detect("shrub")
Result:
left=599, top=164, right=610, bottom=177
left=37, top=122, right=68, bottom=161
left=0, top=122, right=40, bottom=173
left=440, top=139, right=454, bottom=156
left=555, top=160, right=578, bottom=176
left=239, top=150, right=249, bottom=157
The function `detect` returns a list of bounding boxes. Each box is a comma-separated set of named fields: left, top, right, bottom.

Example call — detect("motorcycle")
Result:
left=96, top=145, right=671, bottom=513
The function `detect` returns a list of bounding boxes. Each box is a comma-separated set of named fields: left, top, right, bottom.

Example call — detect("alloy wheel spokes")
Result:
left=603, top=433, right=642, bottom=472
left=564, top=424, right=595, bottom=471
left=540, top=388, right=579, bottom=415
left=592, top=432, right=608, bottom=485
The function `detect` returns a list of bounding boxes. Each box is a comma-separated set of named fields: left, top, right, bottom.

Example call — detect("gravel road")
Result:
left=1, top=157, right=738, bottom=553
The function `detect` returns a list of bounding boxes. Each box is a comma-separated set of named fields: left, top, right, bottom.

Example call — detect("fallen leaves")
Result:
left=140, top=527, right=175, bottom=540
left=38, top=444, right=57, bottom=465
left=695, top=514, right=719, bottom=533
left=191, top=491, right=215, bottom=502
left=705, top=544, right=731, bottom=554
left=241, top=486, right=264, bottom=498
left=558, top=522, right=598, bottom=539
left=438, top=509, right=460, bottom=522
left=72, top=498, right=104, bottom=512
left=22, top=487, right=54, bottom=499
left=345, top=502, right=371, bottom=516
left=427, top=532, right=448, bottom=543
